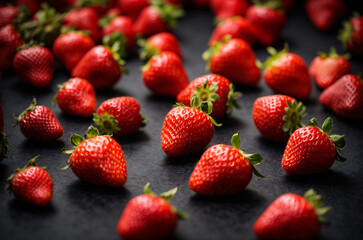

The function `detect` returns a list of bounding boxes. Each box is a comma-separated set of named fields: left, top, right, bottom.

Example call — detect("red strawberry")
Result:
left=319, top=74, right=363, bottom=119
left=282, top=117, right=346, bottom=175
left=54, top=78, right=96, bottom=118
left=63, top=126, right=127, bottom=187
left=309, top=47, right=351, bottom=89
left=252, top=95, right=306, bottom=142
left=117, top=0, right=149, bottom=21
left=52, top=32, right=95, bottom=72
left=210, top=0, right=249, bottom=20
left=106, top=7, right=122, bottom=16
left=142, top=51, right=188, bottom=97
left=13, top=45, right=54, bottom=89
left=14, top=98, right=63, bottom=141
left=259, top=44, right=312, bottom=100
left=0, top=103, right=9, bottom=161
left=93, top=96, right=145, bottom=136
left=189, top=132, right=264, bottom=196
left=338, top=13, right=363, bottom=57
left=0, top=6, right=19, bottom=28
left=254, top=189, right=331, bottom=240
left=117, top=183, right=187, bottom=240
left=177, top=74, right=241, bottom=120
left=0, top=25, right=24, bottom=70
left=203, top=37, right=261, bottom=87
left=6, top=156, right=53, bottom=207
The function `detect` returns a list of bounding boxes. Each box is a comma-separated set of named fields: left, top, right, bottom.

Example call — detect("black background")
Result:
left=1, top=1, right=363, bottom=240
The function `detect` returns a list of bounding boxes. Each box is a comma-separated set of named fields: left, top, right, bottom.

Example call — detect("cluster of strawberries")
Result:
left=0, top=0, right=363, bottom=239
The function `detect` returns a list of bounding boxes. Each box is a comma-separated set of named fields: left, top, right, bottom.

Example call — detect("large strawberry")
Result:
left=209, top=0, right=249, bottom=20
left=338, top=13, right=363, bottom=57
left=62, top=126, right=127, bottom=187
left=14, top=98, right=63, bottom=141
left=0, top=25, right=24, bottom=70
left=252, top=95, right=306, bottom=143
left=203, top=37, right=261, bottom=87
left=282, top=117, right=346, bottom=174
left=6, top=156, right=53, bottom=207
left=254, top=189, right=331, bottom=240
left=117, top=0, right=149, bottom=20
left=319, top=74, right=363, bottom=120
left=142, top=51, right=188, bottom=97
left=0, top=103, right=9, bottom=161
left=0, top=5, right=19, bottom=28
left=189, top=132, right=263, bottom=196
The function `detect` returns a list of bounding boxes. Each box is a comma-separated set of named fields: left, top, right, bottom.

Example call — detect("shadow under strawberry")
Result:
left=146, top=93, right=177, bottom=105
left=20, top=139, right=64, bottom=151
left=114, top=131, right=150, bottom=146
left=163, top=151, right=204, bottom=165
left=95, top=87, right=132, bottom=100
left=285, top=170, right=350, bottom=186
left=214, top=115, right=246, bottom=132
left=7, top=199, right=56, bottom=215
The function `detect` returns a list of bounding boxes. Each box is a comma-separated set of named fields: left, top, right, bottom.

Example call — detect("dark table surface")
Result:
left=1, top=2, right=363, bottom=240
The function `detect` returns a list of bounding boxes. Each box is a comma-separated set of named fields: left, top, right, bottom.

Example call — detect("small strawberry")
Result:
left=203, top=37, right=261, bottom=87
left=252, top=95, right=306, bottom=142
left=13, top=98, right=63, bottom=141
left=282, top=117, right=346, bottom=175
left=210, top=0, right=250, bottom=20
left=254, top=189, right=331, bottom=240
left=117, top=183, right=187, bottom=240
left=117, top=0, right=149, bottom=21
left=0, top=103, right=10, bottom=161
left=0, top=25, right=24, bottom=70
left=189, top=132, right=264, bottom=196
left=62, top=126, right=127, bottom=187
left=338, top=12, right=363, bottom=57
left=319, top=74, right=363, bottom=120
left=141, top=51, right=188, bottom=97
left=0, top=6, right=19, bottom=28
left=54, top=78, right=96, bottom=118
left=6, top=156, right=53, bottom=207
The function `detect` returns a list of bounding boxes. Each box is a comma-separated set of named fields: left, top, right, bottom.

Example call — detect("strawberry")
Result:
left=309, top=47, right=351, bottom=89
left=254, top=189, right=331, bottom=240
left=210, top=0, right=250, bottom=20
left=54, top=78, right=96, bottom=118
left=319, top=74, right=363, bottom=120
left=70, top=0, right=118, bottom=15
left=0, top=6, right=19, bottom=28
left=259, top=44, right=312, bottom=100
left=62, top=126, right=127, bottom=187
left=13, top=45, right=54, bottom=89
left=14, top=98, right=63, bottom=141
left=93, top=96, right=145, bottom=136
left=0, top=25, right=24, bottom=70
left=189, top=132, right=264, bottom=196
left=176, top=74, right=241, bottom=120
left=117, top=183, right=187, bottom=240
left=138, top=32, right=182, bottom=60
left=106, top=7, right=122, bottom=16
left=282, top=117, right=346, bottom=175
left=141, top=51, right=188, bottom=97
left=338, top=13, right=363, bottom=57
left=117, top=0, right=149, bottom=20
left=6, top=156, right=53, bottom=207
left=0, top=103, right=9, bottom=161
left=203, top=37, right=261, bottom=87
left=252, top=95, right=306, bottom=143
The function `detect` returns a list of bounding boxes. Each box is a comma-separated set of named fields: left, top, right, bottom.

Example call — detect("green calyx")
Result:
left=338, top=12, right=360, bottom=48
left=60, top=25, right=91, bottom=36
left=308, top=117, right=346, bottom=162
left=317, top=47, right=350, bottom=60
left=282, top=100, right=306, bottom=135
left=304, top=189, right=331, bottom=224
left=142, top=115, right=147, bottom=128
left=226, top=84, right=242, bottom=115
left=13, top=5, right=30, bottom=29
left=253, top=0, right=283, bottom=10
left=151, top=0, right=185, bottom=29
left=202, top=35, right=231, bottom=70
left=93, top=113, right=120, bottom=135
left=103, top=32, right=127, bottom=68
left=99, top=13, right=116, bottom=28
left=190, top=96, right=222, bottom=127
left=257, top=43, right=289, bottom=69
left=0, top=131, right=10, bottom=162
left=74, top=0, right=108, bottom=8
left=192, top=80, right=220, bottom=105
left=138, top=38, right=162, bottom=61
left=231, top=132, right=264, bottom=178
left=13, top=97, right=37, bottom=127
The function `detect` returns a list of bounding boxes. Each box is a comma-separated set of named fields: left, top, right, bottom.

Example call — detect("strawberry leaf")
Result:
left=322, top=117, right=333, bottom=134
left=231, top=132, right=241, bottom=150
left=304, top=189, right=331, bottom=224
left=86, top=125, right=100, bottom=139
left=160, top=187, right=178, bottom=201
left=330, top=134, right=345, bottom=149
left=93, top=113, right=120, bottom=136
left=71, top=134, right=84, bottom=146
left=226, top=84, right=242, bottom=115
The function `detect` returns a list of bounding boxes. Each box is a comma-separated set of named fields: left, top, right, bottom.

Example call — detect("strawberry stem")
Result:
left=190, top=96, right=222, bottom=127
left=93, top=113, right=120, bottom=135
left=282, top=100, right=306, bottom=135
left=13, top=97, right=37, bottom=127
left=260, top=43, right=289, bottom=69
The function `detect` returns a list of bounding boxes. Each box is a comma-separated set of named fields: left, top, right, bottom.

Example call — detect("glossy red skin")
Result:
left=118, top=0, right=149, bottom=21
left=13, top=46, right=54, bottom=89
left=134, top=6, right=170, bottom=38
left=320, top=74, right=363, bottom=119
left=0, top=6, right=19, bottom=28
left=52, top=32, right=95, bottom=72
left=0, top=25, right=24, bottom=70
left=210, top=0, right=249, bottom=20
left=0, top=103, right=3, bottom=132
left=142, top=51, right=188, bottom=97
left=19, top=105, right=63, bottom=141
left=210, top=38, right=261, bottom=87
left=146, top=32, right=183, bottom=58
left=70, top=135, right=127, bottom=187
left=71, top=46, right=122, bottom=90
left=177, top=74, right=231, bottom=120
left=13, top=0, right=40, bottom=16
left=97, top=97, right=143, bottom=136
left=264, top=53, right=311, bottom=100
left=117, top=194, right=177, bottom=240
left=102, top=16, right=135, bottom=51
left=189, top=144, right=252, bottom=195
left=11, top=166, right=53, bottom=207
left=254, top=193, right=321, bottom=240
left=347, top=16, right=363, bottom=56
left=252, top=95, right=295, bottom=143
left=282, top=126, right=336, bottom=174
left=56, top=78, right=96, bottom=117
left=161, top=106, right=214, bottom=157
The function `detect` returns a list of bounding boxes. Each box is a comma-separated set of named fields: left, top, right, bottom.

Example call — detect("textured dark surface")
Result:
left=1, top=2, right=363, bottom=240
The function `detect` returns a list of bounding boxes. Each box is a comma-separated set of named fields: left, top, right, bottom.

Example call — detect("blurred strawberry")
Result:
left=0, top=25, right=24, bottom=70
left=338, top=12, right=363, bottom=57
left=210, top=0, right=250, bottom=20
left=118, top=0, right=149, bottom=20
left=0, top=6, right=19, bottom=28
left=13, top=0, right=40, bottom=16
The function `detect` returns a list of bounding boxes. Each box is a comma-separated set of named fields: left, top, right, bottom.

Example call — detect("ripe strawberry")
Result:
left=338, top=13, right=363, bottom=57
left=203, top=37, right=261, bottom=87
left=63, top=126, right=127, bottom=187
left=319, top=74, right=363, bottom=119
left=282, top=117, right=346, bottom=174
left=6, top=156, right=53, bottom=207
left=259, top=44, right=312, bottom=100
left=13, top=45, right=54, bottom=89
left=254, top=189, right=331, bottom=240
left=309, top=47, right=351, bottom=89
left=0, top=103, right=9, bottom=161
left=210, top=0, right=249, bottom=20
left=117, top=0, right=149, bottom=21
left=0, top=25, right=24, bottom=70
left=117, top=183, right=187, bottom=240
left=142, top=51, right=188, bottom=97
left=177, top=74, right=241, bottom=120
left=54, top=78, right=96, bottom=118
left=14, top=98, right=63, bottom=141
left=0, top=6, right=19, bottom=28
left=189, top=132, right=263, bottom=196
left=252, top=95, right=306, bottom=143
left=106, top=7, right=122, bottom=16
